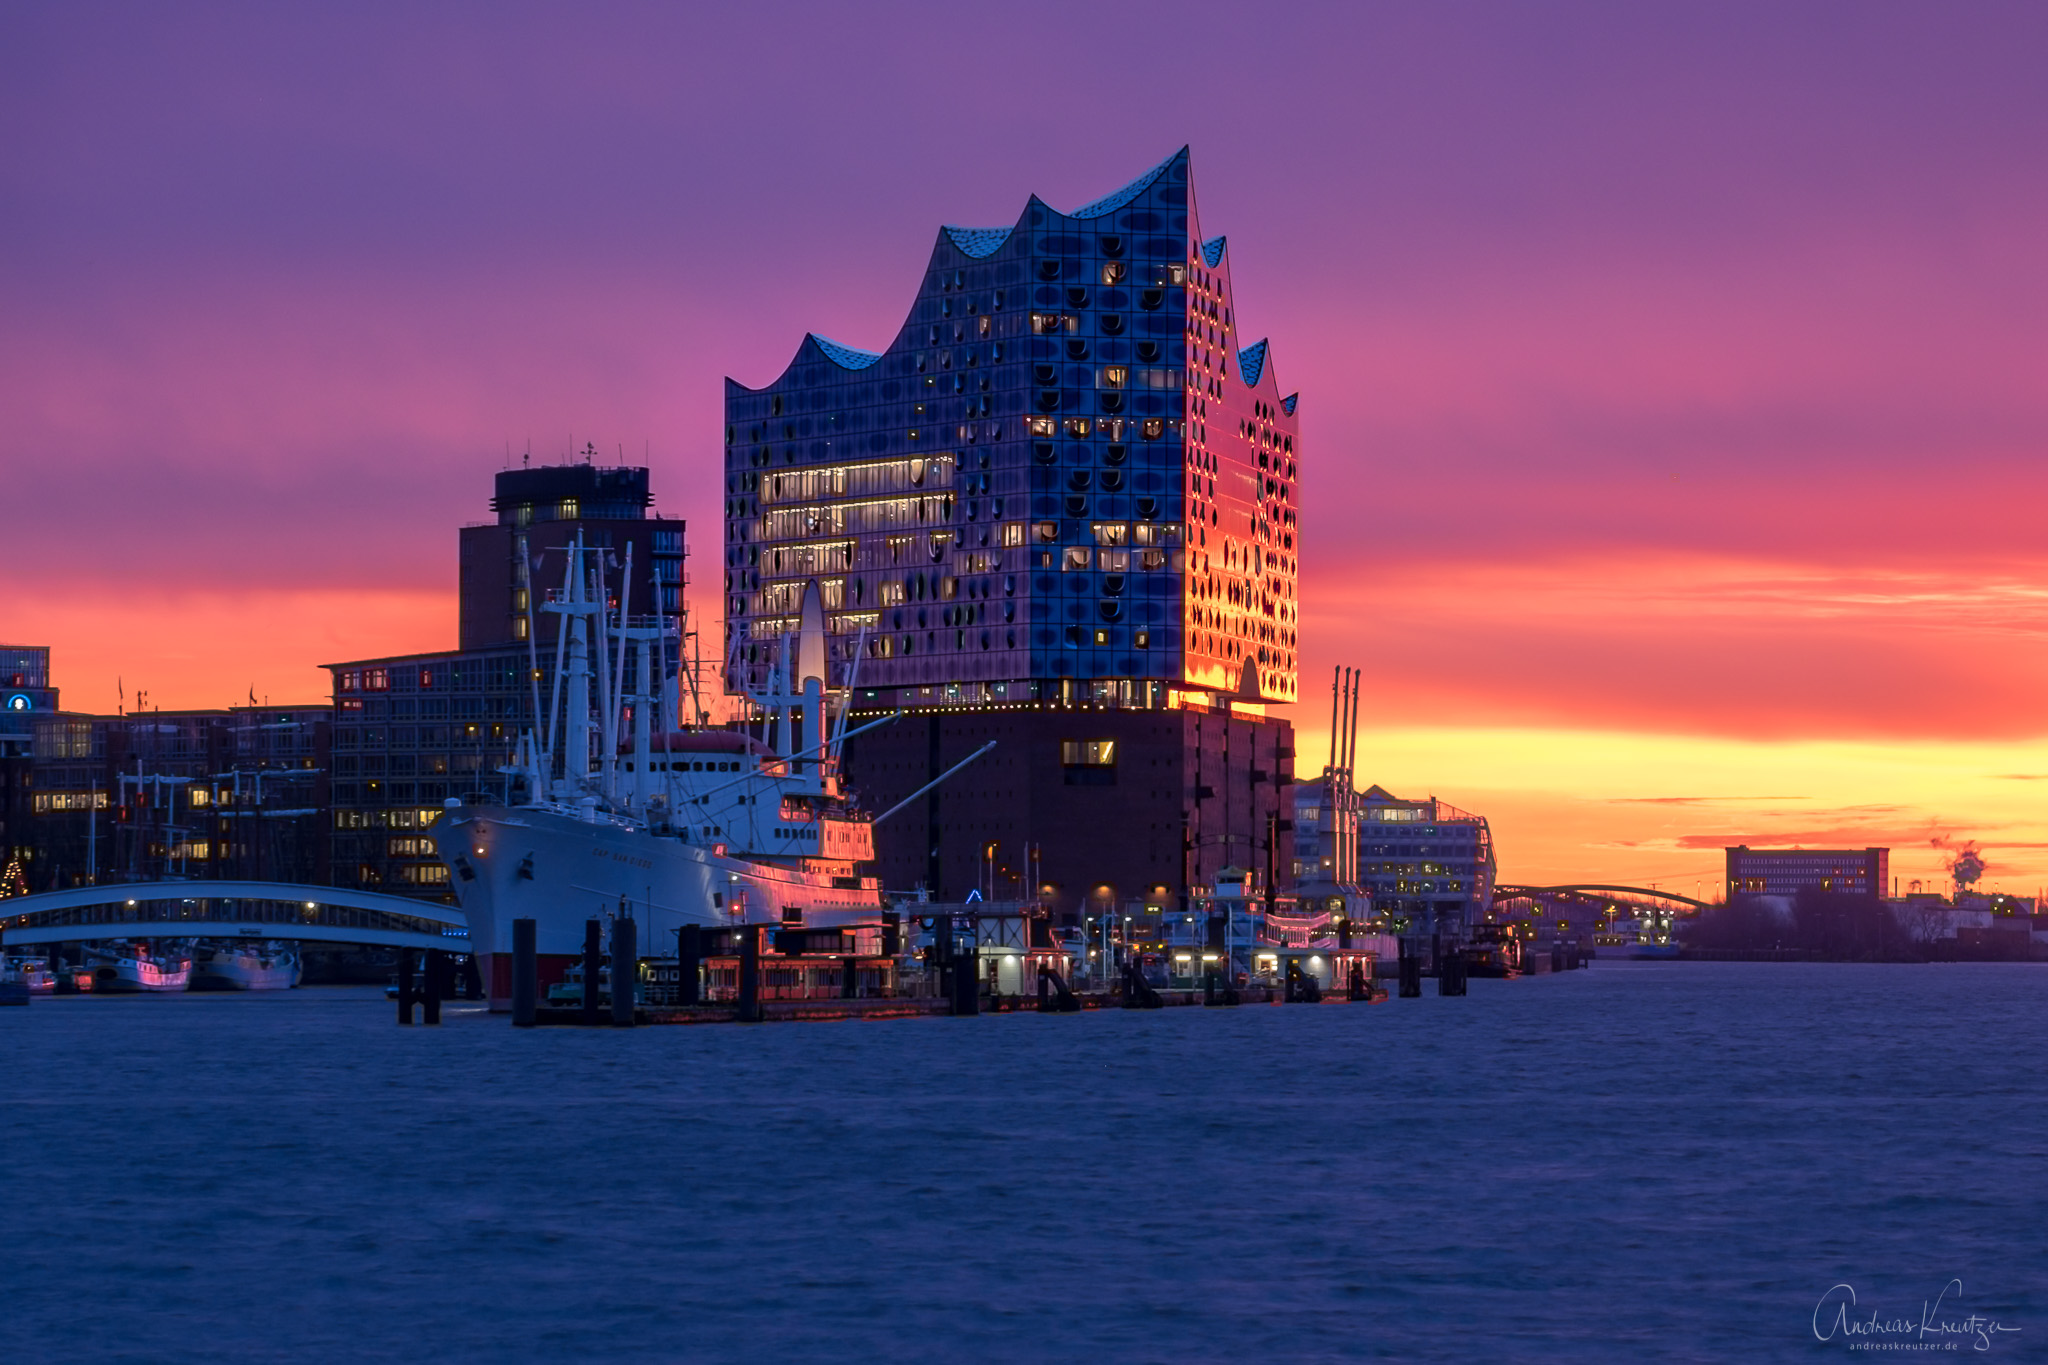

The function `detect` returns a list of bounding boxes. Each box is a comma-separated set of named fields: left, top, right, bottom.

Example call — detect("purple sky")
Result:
left=6, top=1, right=2047, bottom=884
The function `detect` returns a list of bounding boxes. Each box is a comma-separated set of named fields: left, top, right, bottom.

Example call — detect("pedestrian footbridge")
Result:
left=0, top=881, right=469, bottom=951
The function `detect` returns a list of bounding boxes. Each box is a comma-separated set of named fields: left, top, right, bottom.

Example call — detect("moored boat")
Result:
left=189, top=941, right=301, bottom=991
left=3, top=955, right=58, bottom=994
left=86, top=941, right=193, bottom=993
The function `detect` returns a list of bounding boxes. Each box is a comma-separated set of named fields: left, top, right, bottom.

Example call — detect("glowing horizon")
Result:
left=6, top=3, right=2045, bottom=894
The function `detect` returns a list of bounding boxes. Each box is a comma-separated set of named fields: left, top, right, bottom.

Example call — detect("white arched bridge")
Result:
left=0, top=881, right=469, bottom=951
left=1492, top=884, right=1714, bottom=917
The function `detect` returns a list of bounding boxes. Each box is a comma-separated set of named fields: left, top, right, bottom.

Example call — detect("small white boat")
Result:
left=190, top=942, right=301, bottom=991
left=3, top=955, right=58, bottom=994
left=87, top=941, right=193, bottom=994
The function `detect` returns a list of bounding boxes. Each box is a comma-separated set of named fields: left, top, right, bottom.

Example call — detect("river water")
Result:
left=2, top=962, right=2041, bottom=1362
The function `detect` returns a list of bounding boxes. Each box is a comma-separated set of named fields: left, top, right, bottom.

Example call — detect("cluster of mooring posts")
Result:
left=478, top=908, right=1441, bottom=1028
left=393, top=949, right=484, bottom=1024
left=381, top=910, right=1594, bottom=1030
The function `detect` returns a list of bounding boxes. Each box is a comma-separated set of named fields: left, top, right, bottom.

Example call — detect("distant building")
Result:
left=0, top=645, right=56, bottom=869
left=1727, top=846, right=1889, bottom=899
left=23, top=704, right=329, bottom=891
left=2, top=644, right=58, bottom=758
left=729, top=148, right=1301, bottom=910
left=1354, top=786, right=1496, bottom=934
left=324, top=459, right=684, bottom=894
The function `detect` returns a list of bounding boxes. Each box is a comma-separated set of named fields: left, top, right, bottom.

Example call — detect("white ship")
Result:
left=86, top=941, right=193, bottom=993
left=189, top=941, right=301, bottom=991
left=434, top=537, right=979, bottom=1010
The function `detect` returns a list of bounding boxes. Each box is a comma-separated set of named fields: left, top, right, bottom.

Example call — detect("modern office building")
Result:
left=722, top=148, right=1302, bottom=910
left=1353, top=786, right=1496, bottom=934
left=1727, top=846, right=1889, bottom=900
left=325, top=459, right=685, bottom=894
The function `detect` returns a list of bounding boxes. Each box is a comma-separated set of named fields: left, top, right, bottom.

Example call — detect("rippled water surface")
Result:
left=3, top=962, right=2042, bottom=1362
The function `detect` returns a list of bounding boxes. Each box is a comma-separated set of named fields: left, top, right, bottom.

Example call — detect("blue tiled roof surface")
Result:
left=1201, top=235, right=1227, bottom=268
left=1237, top=339, right=1269, bottom=388
left=942, top=225, right=1014, bottom=258
left=1065, top=148, right=1185, bottom=220
left=1281, top=393, right=1298, bottom=415
left=809, top=335, right=883, bottom=370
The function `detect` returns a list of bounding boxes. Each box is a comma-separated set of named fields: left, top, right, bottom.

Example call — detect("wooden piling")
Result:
left=579, top=919, right=603, bottom=1027
left=396, top=950, right=417, bottom=1024
left=677, top=924, right=701, bottom=1006
left=511, top=918, right=538, bottom=1027
left=737, top=927, right=762, bottom=1022
left=609, top=917, right=636, bottom=1028
left=422, top=949, right=445, bottom=1025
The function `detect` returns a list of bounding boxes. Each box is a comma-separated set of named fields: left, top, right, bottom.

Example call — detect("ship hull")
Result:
left=89, top=954, right=193, bottom=993
left=189, top=945, right=301, bottom=991
left=436, top=805, right=885, bottom=1011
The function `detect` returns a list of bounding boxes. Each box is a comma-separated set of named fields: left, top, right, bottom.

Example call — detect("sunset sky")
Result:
left=5, top=2, right=2045, bottom=894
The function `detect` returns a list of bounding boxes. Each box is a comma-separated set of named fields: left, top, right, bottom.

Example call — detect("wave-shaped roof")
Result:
left=1281, top=393, right=1298, bottom=416
left=1201, top=235, right=1227, bottom=268
left=1065, top=147, right=1186, bottom=220
left=941, top=225, right=1014, bottom=258
left=809, top=334, right=883, bottom=370
left=1237, top=339, right=1270, bottom=388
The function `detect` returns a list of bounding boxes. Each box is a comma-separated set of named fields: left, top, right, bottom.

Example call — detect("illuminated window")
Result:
left=1061, top=740, right=1116, bottom=766
left=1000, top=522, right=1025, bottom=547
left=1062, top=547, right=1090, bottom=571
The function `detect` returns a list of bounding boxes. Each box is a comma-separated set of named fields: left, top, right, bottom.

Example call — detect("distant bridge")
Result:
left=0, top=880, right=469, bottom=950
left=1492, top=884, right=1714, bottom=916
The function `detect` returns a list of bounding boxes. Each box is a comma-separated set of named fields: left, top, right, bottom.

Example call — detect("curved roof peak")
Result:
left=1200, top=235, right=1227, bottom=268
left=1281, top=393, right=1298, bottom=416
left=941, top=224, right=1014, bottom=259
left=1063, top=146, right=1189, bottom=220
left=807, top=334, right=883, bottom=371
left=1236, top=338, right=1270, bottom=389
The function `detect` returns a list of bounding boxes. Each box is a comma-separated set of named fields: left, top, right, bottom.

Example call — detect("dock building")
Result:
left=323, top=460, right=685, bottom=895
left=723, top=149, right=1301, bottom=913
left=1726, top=845, right=1888, bottom=900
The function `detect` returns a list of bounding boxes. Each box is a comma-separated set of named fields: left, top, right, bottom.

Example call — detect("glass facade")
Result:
left=1354, top=786, right=1496, bottom=933
left=724, top=148, right=1300, bottom=707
